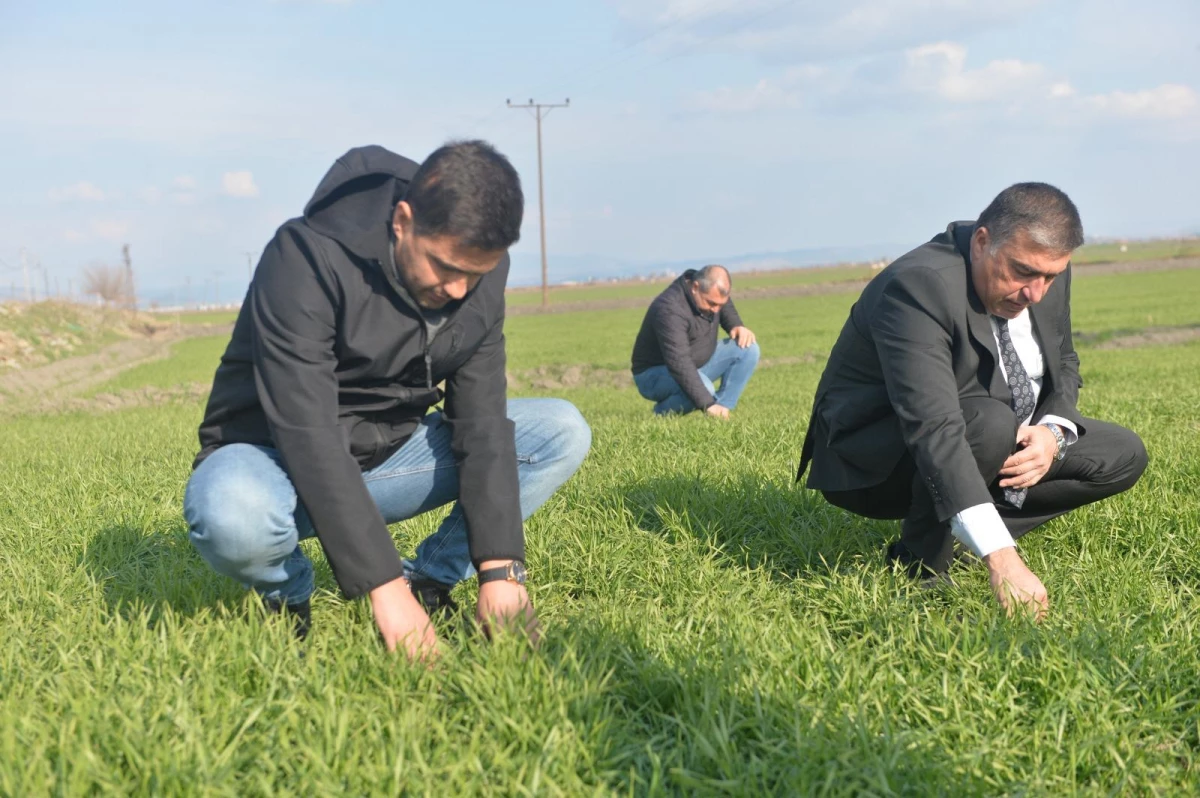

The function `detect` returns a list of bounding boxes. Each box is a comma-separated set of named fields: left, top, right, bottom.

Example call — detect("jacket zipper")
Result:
left=421, top=319, right=433, bottom=390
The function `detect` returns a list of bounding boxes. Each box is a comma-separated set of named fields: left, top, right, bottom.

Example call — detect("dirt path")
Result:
left=0, top=323, right=230, bottom=415
left=506, top=256, right=1200, bottom=316
left=1092, top=324, right=1200, bottom=350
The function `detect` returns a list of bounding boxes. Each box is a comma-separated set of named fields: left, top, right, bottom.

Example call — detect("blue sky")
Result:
left=1, top=0, right=1196, bottom=301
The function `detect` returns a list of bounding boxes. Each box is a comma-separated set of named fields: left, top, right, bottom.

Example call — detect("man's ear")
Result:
left=972, top=225, right=990, bottom=252
left=392, top=201, right=413, bottom=242
left=970, top=225, right=992, bottom=264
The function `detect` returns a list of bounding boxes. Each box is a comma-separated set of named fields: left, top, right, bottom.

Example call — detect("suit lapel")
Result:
left=957, top=231, right=1008, bottom=400
left=960, top=262, right=1008, bottom=398
left=1028, top=289, right=1059, bottom=391
left=966, top=295, right=1009, bottom=399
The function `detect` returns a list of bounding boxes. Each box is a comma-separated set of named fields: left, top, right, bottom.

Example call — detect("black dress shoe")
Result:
left=885, top=539, right=952, bottom=584
left=407, top=576, right=459, bottom=620
left=263, top=596, right=312, bottom=641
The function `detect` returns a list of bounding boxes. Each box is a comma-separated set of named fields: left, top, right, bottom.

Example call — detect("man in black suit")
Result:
left=798, top=183, right=1146, bottom=615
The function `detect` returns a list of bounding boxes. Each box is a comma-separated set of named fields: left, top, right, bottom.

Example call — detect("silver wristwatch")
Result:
left=1042, top=422, right=1067, bottom=461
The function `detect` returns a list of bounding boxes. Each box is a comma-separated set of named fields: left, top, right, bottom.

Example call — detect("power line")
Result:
left=535, top=0, right=738, bottom=98
left=508, top=98, right=570, bottom=311
left=577, top=0, right=802, bottom=96
left=462, top=0, right=736, bottom=136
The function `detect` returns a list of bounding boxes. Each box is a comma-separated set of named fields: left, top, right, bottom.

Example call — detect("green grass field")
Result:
left=505, top=265, right=876, bottom=309
left=3, top=268, right=1199, bottom=794
left=1074, top=239, right=1200, bottom=265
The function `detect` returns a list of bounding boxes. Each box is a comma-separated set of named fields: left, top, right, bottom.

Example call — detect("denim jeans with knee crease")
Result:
left=634, top=338, right=760, bottom=415
left=183, top=398, right=591, bottom=605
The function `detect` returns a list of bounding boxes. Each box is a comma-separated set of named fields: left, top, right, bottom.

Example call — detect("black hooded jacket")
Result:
left=629, top=270, right=744, bottom=410
left=195, top=145, right=522, bottom=599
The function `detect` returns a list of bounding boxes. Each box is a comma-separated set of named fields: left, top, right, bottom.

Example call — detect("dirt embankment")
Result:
left=0, top=301, right=231, bottom=415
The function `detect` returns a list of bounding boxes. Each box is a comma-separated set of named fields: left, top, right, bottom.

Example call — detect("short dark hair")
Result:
left=694, top=264, right=731, bottom=297
left=405, top=140, right=523, bottom=251
left=976, top=182, right=1084, bottom=254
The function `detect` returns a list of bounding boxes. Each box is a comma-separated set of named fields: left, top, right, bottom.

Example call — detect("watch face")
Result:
left=509, top=561, right=527, bottom=584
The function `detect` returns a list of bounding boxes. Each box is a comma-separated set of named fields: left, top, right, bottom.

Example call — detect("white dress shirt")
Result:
left=949, top=309, right=1079, bottom=557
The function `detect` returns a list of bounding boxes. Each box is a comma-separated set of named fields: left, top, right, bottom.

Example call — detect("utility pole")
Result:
left=245, top=251, right=254, bottom=286
left=508, top=97, right=569, bottom=310
left=122, top=243, right=135, bottom=311
left=20, top=247, right=31, bottom=302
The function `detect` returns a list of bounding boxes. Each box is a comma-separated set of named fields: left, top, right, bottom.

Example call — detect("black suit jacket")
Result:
left=798, top=221, right=1085, bottom=523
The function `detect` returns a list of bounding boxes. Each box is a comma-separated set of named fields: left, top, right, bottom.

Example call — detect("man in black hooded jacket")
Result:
left=184, top=141, right=591, bottom=659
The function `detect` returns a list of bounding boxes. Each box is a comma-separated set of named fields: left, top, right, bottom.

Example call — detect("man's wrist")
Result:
left=1040, top=422, right=1067, bottom=460
left=983, top=546, right=1021, bottom=571
left=478, top=559, right=527, bottom=586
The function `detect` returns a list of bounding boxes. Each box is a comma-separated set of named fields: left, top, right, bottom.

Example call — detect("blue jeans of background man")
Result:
left=183, top=398, right=591, bottom=606
left=634, top=338, right=760, bottom=415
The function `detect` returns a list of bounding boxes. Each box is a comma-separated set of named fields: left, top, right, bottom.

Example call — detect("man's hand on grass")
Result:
left=983, top=546, right=1048, bottom=620
left=705, top=403, right=730, bottom=420
left=475, top=566, right=540, bottom=645
left=369, top=576, right=440, bottom=662
left=999, top=424, right=1057, bottom=490
left=730, top=326, right=756, bottom=348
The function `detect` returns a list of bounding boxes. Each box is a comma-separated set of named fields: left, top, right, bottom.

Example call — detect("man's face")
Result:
left=969, top=227, right=1072, bottom=319
left=392, top=201, right=505, bottom=310
left=690, top=282, right=729, bottom=315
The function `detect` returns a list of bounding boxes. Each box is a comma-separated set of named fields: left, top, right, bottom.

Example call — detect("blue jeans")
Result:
left=634, top=339, right=760, bottom=415
left=183, top=398, right=591, bottom=604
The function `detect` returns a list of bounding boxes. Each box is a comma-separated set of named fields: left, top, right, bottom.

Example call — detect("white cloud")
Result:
left=611, top=0, right=1045, bottom=64
left=89, top=219, right=130, bottom=241
left=172, top=175, right=197, bottom=190
left=903, top=42, right=1046, bottom=103
left=1049, top=82, right=1075, bottom=99
left=1082, top=84, right=1199, bottom=120
left=138, top=186, right=163, bottom=204
left=686, top=39, right=1200, bottom=142
left=221, top=171, right=260, bottom=198
left=688, top=65, right=827, bottom=113
left=48, top=181, right=108, bottom=202
left=896, top=44, right=1198, bottom=127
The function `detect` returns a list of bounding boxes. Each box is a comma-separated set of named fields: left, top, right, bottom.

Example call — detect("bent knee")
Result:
left=961, top=398, right=1017, bottom=474
left=543, top=399, right=592, bottom=468
left=185, top=471, right=295, bottom=572
left=1105, top=427, right=1148, bottom=492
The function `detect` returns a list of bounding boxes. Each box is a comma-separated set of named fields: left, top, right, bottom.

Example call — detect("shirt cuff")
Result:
left=950, top=502, right=1016, bottom=558
left=1037, top=414, right=1079, bottom=445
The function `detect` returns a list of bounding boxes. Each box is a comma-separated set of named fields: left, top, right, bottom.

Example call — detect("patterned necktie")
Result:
left=994, top=317, right=1035, bottom=509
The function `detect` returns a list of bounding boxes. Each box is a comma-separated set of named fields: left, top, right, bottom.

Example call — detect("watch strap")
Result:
left=1042, top=422, right=1067, bottom=461
left=477, top=561, right=526, bottom=585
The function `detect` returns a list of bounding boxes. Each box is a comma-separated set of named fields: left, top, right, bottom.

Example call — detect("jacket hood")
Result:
left=677, top=269, right=704, bottom=316
left=303, top=145, right=420, bottom=264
